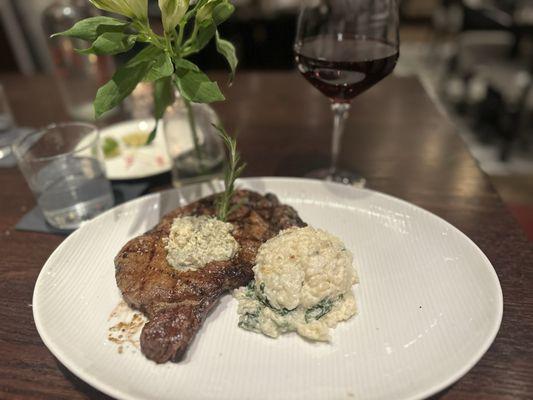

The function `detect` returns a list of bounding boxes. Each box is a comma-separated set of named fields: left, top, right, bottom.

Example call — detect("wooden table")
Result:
left=0, top=72, right=531, bottom=399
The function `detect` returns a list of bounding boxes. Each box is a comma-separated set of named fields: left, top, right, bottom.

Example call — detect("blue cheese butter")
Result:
left=165, top=216, right=239, bottom=271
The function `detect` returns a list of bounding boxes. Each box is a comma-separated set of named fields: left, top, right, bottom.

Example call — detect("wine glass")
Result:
left=294, top=0, right=400, bottom=185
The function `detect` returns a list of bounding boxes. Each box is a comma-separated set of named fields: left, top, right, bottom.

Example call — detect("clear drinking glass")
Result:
left=294, top=0, right=400, bottom=185
left=0, top=84, right=16, bottom=160
left=13, top=123, right=114, bottom=230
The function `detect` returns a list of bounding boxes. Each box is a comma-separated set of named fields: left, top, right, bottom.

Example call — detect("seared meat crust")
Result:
left=115, top=190, right=305, bottom=363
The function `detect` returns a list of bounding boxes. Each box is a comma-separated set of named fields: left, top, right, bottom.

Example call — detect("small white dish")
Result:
left=100, top=119, right=172, bottom=180
left=33, top=178, right=503, bottom=400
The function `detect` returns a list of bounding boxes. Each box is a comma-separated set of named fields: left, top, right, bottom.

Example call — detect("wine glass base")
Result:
left=305, top=168, right=366, bottom=188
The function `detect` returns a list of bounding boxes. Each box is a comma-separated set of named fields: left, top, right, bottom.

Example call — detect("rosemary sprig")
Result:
left=214, top=124, right=246, bottom=221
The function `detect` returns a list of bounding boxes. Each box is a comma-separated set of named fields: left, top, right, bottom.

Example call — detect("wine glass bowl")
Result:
left=294, top=0, right=400, bottom=185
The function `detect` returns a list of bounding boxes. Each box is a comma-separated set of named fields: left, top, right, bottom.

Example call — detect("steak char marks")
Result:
left=115, top=190, right=306, bottom=363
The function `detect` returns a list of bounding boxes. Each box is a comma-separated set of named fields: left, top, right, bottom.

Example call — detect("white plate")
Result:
left=33, top=178, right=503, bottom=400
left=100, top=120, right=172, bottom=180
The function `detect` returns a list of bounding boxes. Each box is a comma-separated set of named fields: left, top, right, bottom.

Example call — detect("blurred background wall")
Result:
left=1, top=0, right=305, bottom=74
left=0, top=0, right=55, bottom=73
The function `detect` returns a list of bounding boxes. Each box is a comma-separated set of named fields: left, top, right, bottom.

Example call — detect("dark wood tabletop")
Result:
left=0, top=72, right=531, bottom=399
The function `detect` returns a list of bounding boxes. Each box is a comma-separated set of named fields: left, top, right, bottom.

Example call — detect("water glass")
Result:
left=13, top=122, right=114, bottom=230
left=0, top=84, right=16, bottom=160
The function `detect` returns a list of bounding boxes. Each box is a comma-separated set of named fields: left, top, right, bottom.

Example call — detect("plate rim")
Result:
left=32, top=177, right=504, bottom=400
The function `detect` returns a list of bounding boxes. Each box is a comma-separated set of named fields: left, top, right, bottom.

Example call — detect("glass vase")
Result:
left=163, top=94, right=225, bottom=187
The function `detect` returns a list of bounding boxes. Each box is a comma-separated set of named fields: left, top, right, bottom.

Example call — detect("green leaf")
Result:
left=51, top=16, right=129, bottom=42
left=126, top=45, right=161, bottom=67
left=147, top=76, right=175, bottom=145
left=174, top=58, right=200, bottom=73
left=191, top=19, right=216, bottom=53
left=77, top=32, right=137, bottom=56
left=124, top=45, right=174, bottom=82
left=174, top=69, right=225, bottom=103
left=154, top=76, right=174, bottom=119
left=144, top=52, right=174, bottom=82
left=212, top=2, right=234, bottom=25
left=215, top=31, right=237, bottom=84
left=94, top=60, right=154, bottom=118
left=146, top=124, right=158, bottom=145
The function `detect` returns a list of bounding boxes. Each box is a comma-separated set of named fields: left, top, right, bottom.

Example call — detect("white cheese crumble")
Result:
left=234, top=226, right=358, bottom=341
left=165, top=216, right=239, bottom=271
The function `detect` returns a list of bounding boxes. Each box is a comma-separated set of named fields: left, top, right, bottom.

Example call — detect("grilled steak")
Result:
left=115, top=189, right=306, bottom=363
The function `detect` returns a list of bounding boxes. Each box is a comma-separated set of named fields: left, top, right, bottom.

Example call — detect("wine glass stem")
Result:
left=330, top=102, right=350, bottom=174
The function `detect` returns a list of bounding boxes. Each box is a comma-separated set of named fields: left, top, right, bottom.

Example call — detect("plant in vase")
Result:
left=54, top=0, right=239, bottom=186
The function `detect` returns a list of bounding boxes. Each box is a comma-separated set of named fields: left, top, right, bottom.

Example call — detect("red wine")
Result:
left=295, top=35, right=399, bottom=102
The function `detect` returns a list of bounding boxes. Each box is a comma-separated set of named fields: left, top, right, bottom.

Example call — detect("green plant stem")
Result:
left=182, top=22, right=199, bottom=52
left=183, top=98, right=205, bottom=172
left=181, top=48, right=197, bottom=57
left=190, top=23, right=199, bottom=44
left=132, top=20, right=166, bottom=49
left=164, top=32, right=173, bottom=54
left=176, top=23, right=185, bottom=50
